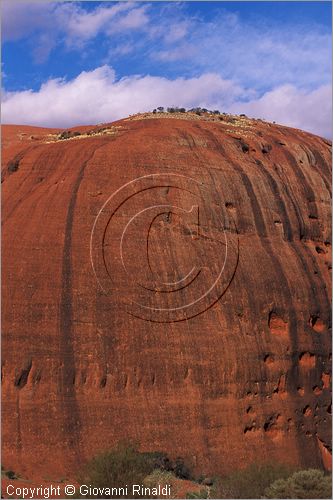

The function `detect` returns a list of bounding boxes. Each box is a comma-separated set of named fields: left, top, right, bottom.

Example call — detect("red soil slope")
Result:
left=2, top=114, right=332, bottom=482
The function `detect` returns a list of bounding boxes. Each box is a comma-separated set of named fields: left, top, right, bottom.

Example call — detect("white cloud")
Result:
left=64, top=3, right=149, bottom=45
left=1, top=65, right=243, bottom=128
left=163, top=21, right=190, bottom=44
left=111, top=6, right=149, bottom=31
left=1, top=3, right=331, bottom=137
left=64, top=3, right=131, bottom=41
left=1, top=1, right=149, bottom=51
left=228, top=84, right=332, bottom=139
left=4, top=2, right=330, bottom=92
left=154, top=44, right=196, bottom=62
left=152, top=13, right=331, bottom=91
left=2, top=65, right=331, bottom=138
left=2, top=2, right=330, bottom=93
left=1, top=1, right=56, bottom=41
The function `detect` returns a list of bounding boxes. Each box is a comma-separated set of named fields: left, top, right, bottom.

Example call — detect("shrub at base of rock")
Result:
left=264, top=469, right=332, bottom=499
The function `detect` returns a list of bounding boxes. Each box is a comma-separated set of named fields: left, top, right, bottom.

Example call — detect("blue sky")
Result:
left=2, top=1, right=332, bottom=137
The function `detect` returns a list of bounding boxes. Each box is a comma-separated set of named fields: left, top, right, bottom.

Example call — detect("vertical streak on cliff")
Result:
left=205, top=131, right=304, bottom=449
left=59, top=143, right=106, bottom=467
left=236, top=141, right=330, bottom=465
left=286, top=130, right=331, bottom=192
left=267, top=141, right=331, bottom=330
left=252, top=155, right=326, bottom=345
left=282, top=149, right=319, bottom=219
left=2, top=119, right=331, bottom=477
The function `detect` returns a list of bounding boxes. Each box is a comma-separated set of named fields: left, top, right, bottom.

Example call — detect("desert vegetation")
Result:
left=211, top=463, right=294, bottom=498
left=125, top=108, right=257, bottom=127
left=54, top=110, right=253, bottom=144
left=55, top=125, right=122, bottom=142
left=197, top=465, right=331, bottom=499
left=77, top=444, right=192, bottom=499
left=75, top=445, right=332, bottom=499
left=151, top=107, right=224, bottom=116
left=58, top=130, right=81, bottom=140
left=264, top=469, right=332, bottom=499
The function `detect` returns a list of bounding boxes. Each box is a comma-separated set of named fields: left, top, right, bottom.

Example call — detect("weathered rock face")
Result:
left=2, top=115, right=332, bottom=481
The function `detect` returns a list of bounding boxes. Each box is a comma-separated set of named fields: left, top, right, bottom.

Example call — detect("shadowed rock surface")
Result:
left=2, top=113, right=332, bottom=481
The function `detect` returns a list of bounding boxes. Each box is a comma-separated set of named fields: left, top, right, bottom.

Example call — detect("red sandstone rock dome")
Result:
left=2, top=112, right=332, bottom=481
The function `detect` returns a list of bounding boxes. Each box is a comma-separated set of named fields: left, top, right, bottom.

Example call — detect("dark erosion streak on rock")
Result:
left=211, top=135, right=302, bottom=385
left=2, top=118, right=331, bottom=479
left=59, top=143, right=106, bottom=463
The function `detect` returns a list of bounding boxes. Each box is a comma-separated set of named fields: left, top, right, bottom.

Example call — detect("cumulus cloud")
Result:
left=228, top=84, right=332, bottom=139
left=2, top=65, right=331, bottom=138
left=1, top=2, right=331, bottom=136
left=1, top=66, right=244, bottom=128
